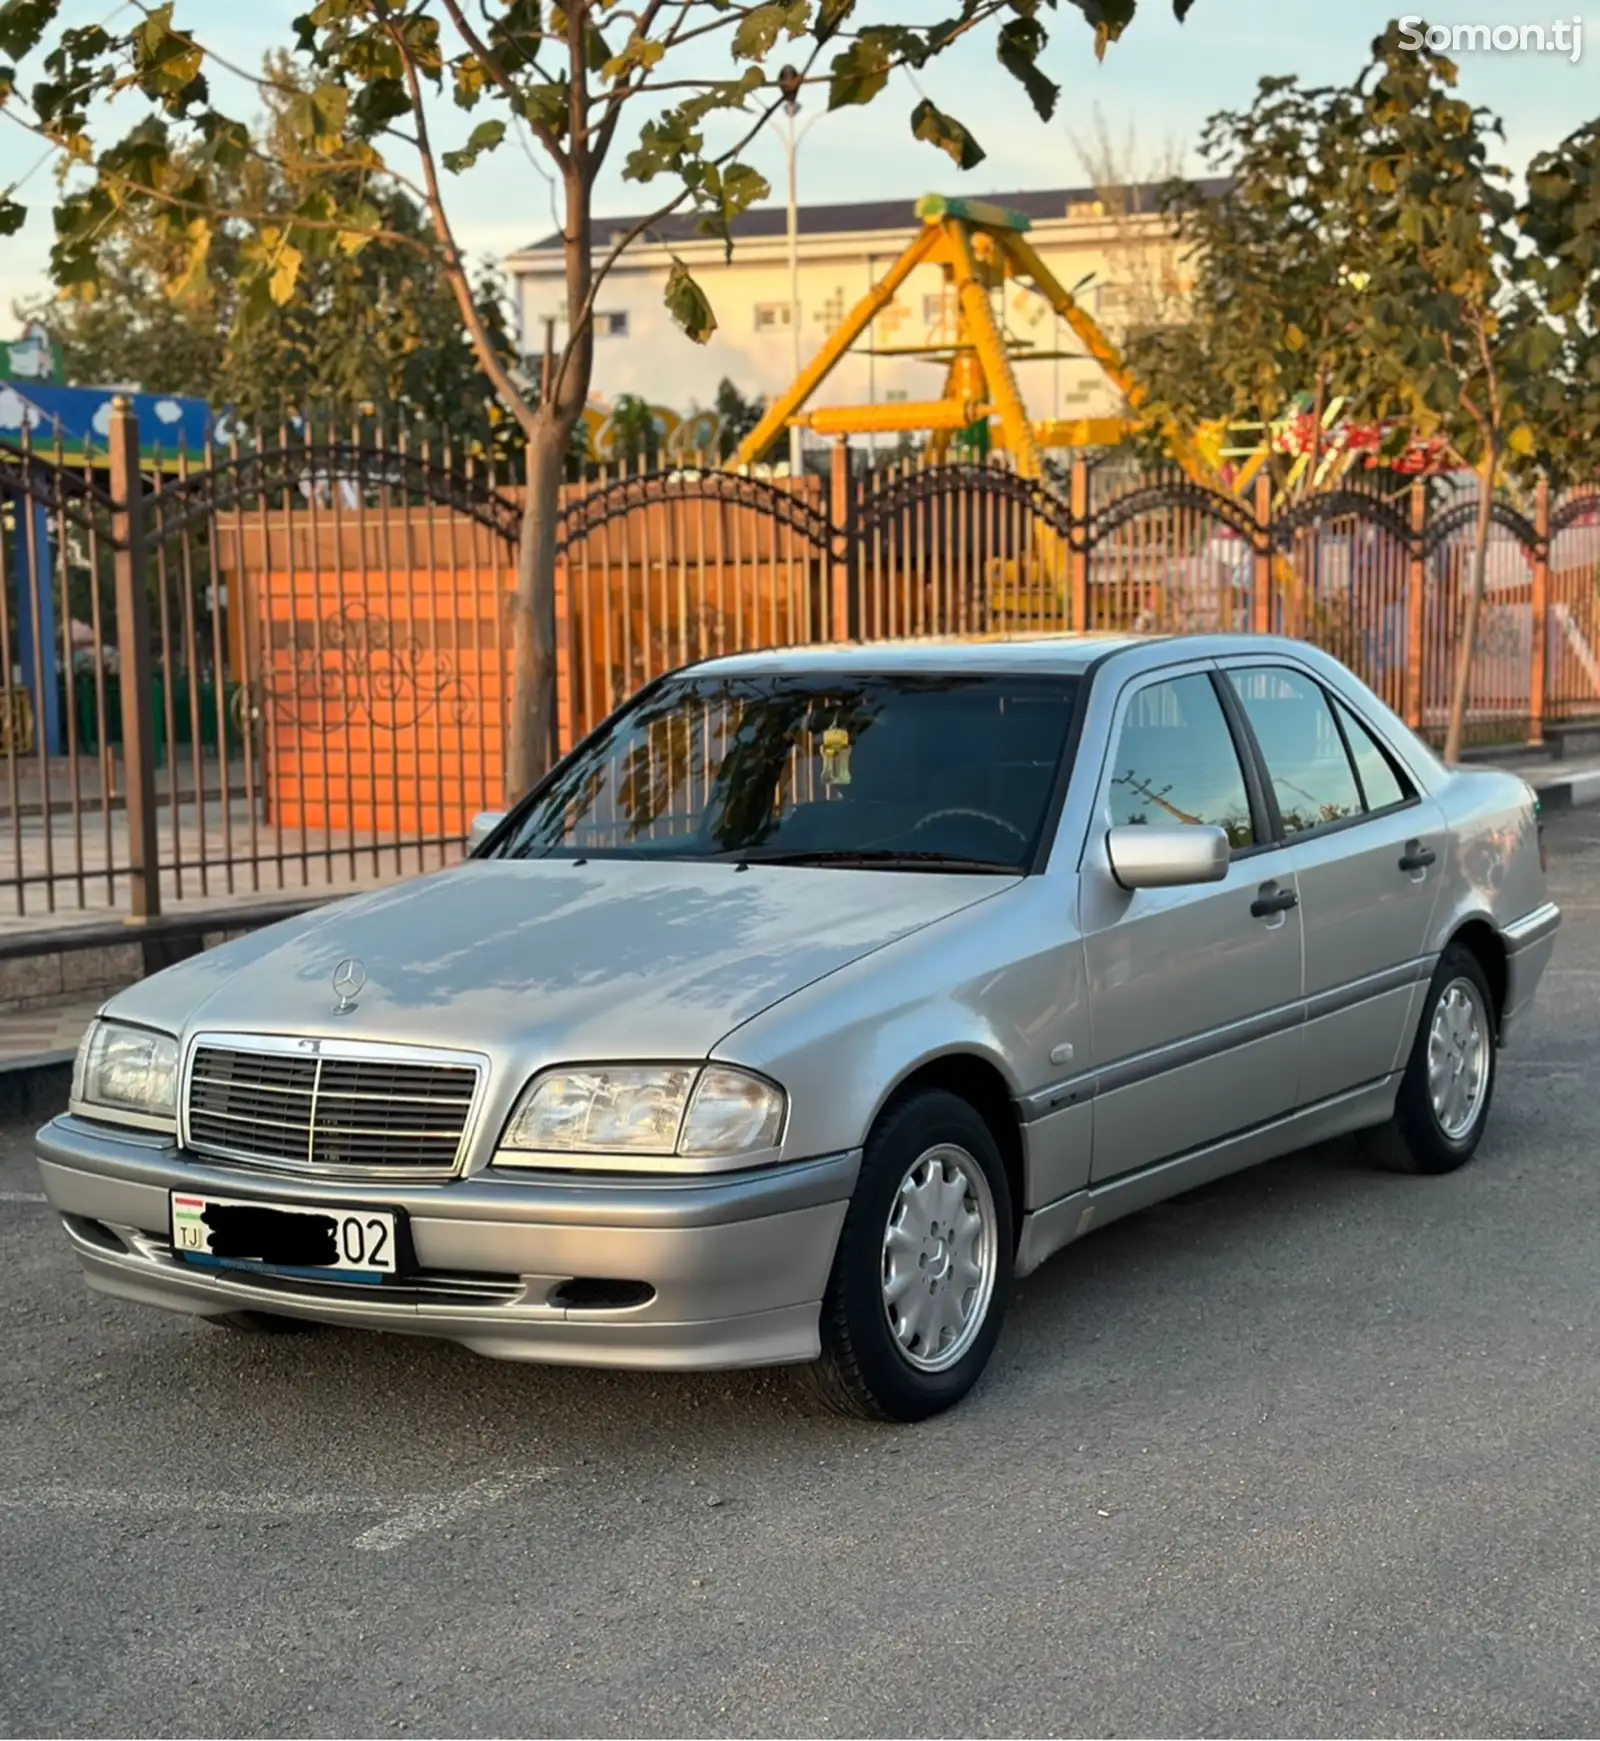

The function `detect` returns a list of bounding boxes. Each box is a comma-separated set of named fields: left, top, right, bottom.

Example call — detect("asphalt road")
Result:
left=4, top=809, right=1600, bottom=1739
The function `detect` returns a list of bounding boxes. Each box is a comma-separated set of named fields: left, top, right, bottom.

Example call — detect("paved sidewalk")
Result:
left=0, top=994, right=100, bottom=1069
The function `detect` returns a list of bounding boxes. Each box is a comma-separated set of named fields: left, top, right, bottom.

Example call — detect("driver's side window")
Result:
left=1108, top=675, right=1255, bottom=850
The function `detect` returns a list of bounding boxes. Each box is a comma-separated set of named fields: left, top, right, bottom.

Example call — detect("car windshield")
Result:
left=492, top=670, right=1081, bottom=871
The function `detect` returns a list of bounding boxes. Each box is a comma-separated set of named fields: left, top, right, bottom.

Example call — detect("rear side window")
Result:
left=1225, top=667, right=1362, bottom=836
left=1108, top=674, right=1254, bottom=849
left=1331, top=695, right=1411, bottom=813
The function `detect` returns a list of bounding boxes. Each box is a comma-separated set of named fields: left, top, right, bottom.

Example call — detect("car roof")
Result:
left=686, top=633, right=1155, bottom=679
left=683, top=632, right=1320, bottom=680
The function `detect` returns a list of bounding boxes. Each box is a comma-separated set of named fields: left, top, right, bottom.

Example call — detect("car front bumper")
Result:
left=35, top=1116, right=858, bottom=1371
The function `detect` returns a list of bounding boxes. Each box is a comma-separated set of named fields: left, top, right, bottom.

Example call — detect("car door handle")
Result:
left=1250, top=884, right=1299, bottom=919
left=1398, top=842, right=1437, bottom=873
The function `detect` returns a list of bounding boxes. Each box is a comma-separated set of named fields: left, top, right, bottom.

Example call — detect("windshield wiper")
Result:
left=729, top=848, right=1018, bottom=874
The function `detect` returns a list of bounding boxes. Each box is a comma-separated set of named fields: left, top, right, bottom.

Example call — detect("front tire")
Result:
left=1366, top=943, right=1497, bottom=1175
left=807, top=1089, right=1013, bottom=1422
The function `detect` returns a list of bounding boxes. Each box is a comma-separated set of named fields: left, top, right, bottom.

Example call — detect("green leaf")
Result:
left=664, top=257, right=717, bottom=344
left=443, top=118, right=506, bottom=174
left=453, top=56, right=487, bottom=108
left=909, top=97, right=984, bottom=171
left=269, top=239, right=304, bottom=306
left=1071, top=0, right=1138, bottom=58
left=696, top=160, right=771, bottom=258
left=336, top=198, right=383, bottom=257
left=521, top=83, right=569, bottom=138
left=828, top=35, right=892, bottom=110
left=0, top=194, right=24, bottom=237
left=0, top=0, right=58, bottom=61
left=815, top=0, right=854, bottom=41
left=168, top=216, right=212, bottom=300
left=996, top=18, right=1058, bottom=123
left=731, top=2, right=807, bottom=62
left=128, top=3, right=207, bottom=108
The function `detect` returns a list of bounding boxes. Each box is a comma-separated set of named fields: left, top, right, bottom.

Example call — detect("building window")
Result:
left=923, top=291, right=954, bottom=325
left=595, top=311, right=629, bottom=338
left=814, top=288, right=846, bottom=328
left=754, top=303, right=793, bottom=331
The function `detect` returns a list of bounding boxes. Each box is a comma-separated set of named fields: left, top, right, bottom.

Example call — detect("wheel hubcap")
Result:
left=1427, top=977, right=1489, bottom=1142
left=880, top=1143, right=998, bottom=1373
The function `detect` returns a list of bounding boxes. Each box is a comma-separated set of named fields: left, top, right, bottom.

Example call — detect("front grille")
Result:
left=186, top=1042, right=480, bottom=1176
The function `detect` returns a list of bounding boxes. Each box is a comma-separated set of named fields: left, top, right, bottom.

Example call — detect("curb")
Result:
left=1531, top=769, right=1600, bottom=813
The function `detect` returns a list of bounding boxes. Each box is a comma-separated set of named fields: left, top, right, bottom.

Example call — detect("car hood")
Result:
left=105, top=858, right=1012, bottom=1058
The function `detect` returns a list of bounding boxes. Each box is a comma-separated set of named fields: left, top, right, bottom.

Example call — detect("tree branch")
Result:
left=548, top=68, right=811, bottom=414
left=434, top=0, right=569, bottom=175
left=591, top=0, right=669, bottom=170
left=377, top=0, right=536, bottom=434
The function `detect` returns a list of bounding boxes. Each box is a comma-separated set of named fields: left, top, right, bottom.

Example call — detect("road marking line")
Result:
left=351, top=1469, right=555, bottom=1553
left=0, top=1190, right=47, bottom=1203
left=0, top=1472, right=556, bottom=1552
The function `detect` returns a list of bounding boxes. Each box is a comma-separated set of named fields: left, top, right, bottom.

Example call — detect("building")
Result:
left=505, top=182, right=1219, bottom=444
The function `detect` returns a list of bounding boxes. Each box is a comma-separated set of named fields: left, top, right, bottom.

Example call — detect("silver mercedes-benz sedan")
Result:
left=36, top=634, right=1559, bottom=1420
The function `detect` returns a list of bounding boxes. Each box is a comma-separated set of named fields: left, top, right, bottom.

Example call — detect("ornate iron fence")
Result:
left=1, top=407, right=1595, bottom=926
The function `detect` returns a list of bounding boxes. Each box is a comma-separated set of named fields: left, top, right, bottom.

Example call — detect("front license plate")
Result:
left=170, top=1191, right=401, bottom=1284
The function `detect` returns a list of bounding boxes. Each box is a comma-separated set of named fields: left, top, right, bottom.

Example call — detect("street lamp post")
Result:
left=778, top=65, right=804, bottom=479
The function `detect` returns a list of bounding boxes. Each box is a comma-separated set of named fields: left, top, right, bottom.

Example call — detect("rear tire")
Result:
left=1365, top=943, right=1497, bottom=1175
left=207, top=1310, right=324, bottom=1335
left=805, top=1089, right=1013, bottom=1422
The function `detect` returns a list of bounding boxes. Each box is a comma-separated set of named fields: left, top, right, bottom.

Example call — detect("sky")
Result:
left=1, top=1, right=1595, bottom=335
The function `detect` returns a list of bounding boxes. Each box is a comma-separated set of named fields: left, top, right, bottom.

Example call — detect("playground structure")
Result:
left=727, top=193, right=1447, bottom=500
left=724, top=193, right=1470, bottom=630
left=729, top=194, right=1184, bottom=482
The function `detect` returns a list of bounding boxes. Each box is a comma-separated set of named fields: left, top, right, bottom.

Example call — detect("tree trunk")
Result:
left=505, top=418, right=566, bottom=804
left=1442, top=448, right=1497, bottom=764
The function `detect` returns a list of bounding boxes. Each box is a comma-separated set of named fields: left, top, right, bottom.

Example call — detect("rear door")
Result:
left=1080, top=666, right=1305, bottom=1183
left=1219, top=661, right=1447, bottom=1106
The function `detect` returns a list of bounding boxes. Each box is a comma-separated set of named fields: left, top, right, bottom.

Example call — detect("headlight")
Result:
left=71, top=1020, right=180, bottom=1128
left=498, top=1063, right=786, bottom=1169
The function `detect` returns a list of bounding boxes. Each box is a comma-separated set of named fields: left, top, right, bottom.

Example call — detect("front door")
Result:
left=1080, top=667, right=1305, bottom=1184
left=1219, top=661, right=1446, bottom=1105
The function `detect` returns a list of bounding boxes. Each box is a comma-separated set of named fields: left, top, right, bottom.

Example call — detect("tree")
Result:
left=16, top=50, right=524, bottom=447
left=1519, top=119, right=1600, bottom=488
left=1337, top=25, right=1557, bottom=762
left=1122, top=26, right=1575, bottom=759
left=711, top=376, right=776, bottom=464
left=1120, top=73, right=1373, bottom=493
left=0, top=0, right=1204, bottom=802
left=1066, top=106, right=1189, bottom=344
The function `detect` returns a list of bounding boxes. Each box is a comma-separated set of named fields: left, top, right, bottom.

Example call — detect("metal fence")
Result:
left=1, top=407, right=1596, bottom=927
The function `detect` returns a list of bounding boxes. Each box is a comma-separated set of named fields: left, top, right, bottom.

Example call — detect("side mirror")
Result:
left=1105, top=824, right=1231, bottom=891
left=467, top=811, right=507, bottom=856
